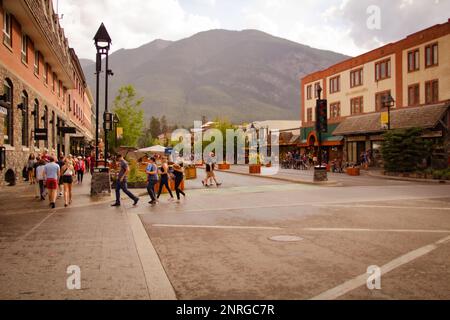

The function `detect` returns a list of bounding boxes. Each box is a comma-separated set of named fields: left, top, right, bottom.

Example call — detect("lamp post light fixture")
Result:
left=382, top=94, right=395, bottom=130
left=93, top=23, right=112, bottom=168
left=113, top=113, right=120, bottom=148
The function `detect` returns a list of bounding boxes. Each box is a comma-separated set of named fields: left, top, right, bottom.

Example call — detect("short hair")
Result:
left=48, top=156, right=55, bottom=162
left=150, top=157, right=156, bottom=162
left=116, top=154, right=123, bottom=159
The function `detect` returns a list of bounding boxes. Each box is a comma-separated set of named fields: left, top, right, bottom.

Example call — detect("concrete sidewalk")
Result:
left=0, top=176, right=175, bottom=300
left=216, top=165, right=341, bottom=186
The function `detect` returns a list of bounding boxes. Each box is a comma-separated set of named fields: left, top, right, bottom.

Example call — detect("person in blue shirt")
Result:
left=146, top=157, right=159, bottom=205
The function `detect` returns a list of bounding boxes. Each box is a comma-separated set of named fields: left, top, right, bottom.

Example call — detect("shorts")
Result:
left=62, top=175, right=73, bottom=184
left=46, top=178, right=58, bottom=190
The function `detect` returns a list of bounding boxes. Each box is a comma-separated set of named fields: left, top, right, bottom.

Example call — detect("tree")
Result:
left=161, top=115, right=169, bottom=134
left=111, top=85, right=145, bottom=148
left=149, top=116, right=161, bottom=139
left=381, top=127, right=431, bottom=172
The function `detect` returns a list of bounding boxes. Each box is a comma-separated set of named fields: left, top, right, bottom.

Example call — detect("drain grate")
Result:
left=269, top=235, right=304, bottom=242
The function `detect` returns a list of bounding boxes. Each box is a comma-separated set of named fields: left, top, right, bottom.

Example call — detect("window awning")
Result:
left=333, top=102, right=449, bottom=136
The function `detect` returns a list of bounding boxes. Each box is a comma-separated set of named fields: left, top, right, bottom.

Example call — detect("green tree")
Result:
left=381, top=127, right=431, bottom=172
left=161, top=115, right=169, bottom=134
left=111, top=85, right=145, bottom=148
left=149, top=116, right=161, bottom=139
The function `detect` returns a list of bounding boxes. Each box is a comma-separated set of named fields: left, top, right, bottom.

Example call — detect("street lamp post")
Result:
left=316, top=85, right=323, bottom=166
left=382, top=94, right=395, bottom=130
left=113, top=113, right=120, bottom=148
left=93, top=23, right=112, bottom=168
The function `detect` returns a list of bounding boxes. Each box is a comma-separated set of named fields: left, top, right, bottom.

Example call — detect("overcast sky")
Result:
left=54, top=0, right=450, bottom=60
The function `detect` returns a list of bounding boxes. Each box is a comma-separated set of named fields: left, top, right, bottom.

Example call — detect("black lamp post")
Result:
left=382, top=94, right=395, bottom=130
left=316, top=84, right=323, bottom=166
left=113, top=113, right=120, bottom=148
left=93, top=23, right=112, bottom=168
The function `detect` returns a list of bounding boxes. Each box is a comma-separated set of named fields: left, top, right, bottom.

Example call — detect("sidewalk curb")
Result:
left=367, top=171, right=449, bottom=184
left=125, top=207, right=177, bottom=300
left=217, top=169, right=342, bottom=187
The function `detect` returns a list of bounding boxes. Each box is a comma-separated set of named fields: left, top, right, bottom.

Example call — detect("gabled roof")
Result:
left=333, top=103, right=450, bottom=136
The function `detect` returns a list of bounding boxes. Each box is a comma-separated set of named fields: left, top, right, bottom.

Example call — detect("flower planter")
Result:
left=249, top=164, right=262, bottom=174
left=347, top=167, right=360, bottom=176
left=218, top=163, right=231, bottom=170
left=154, top=180, right=185, bottom=194
left=265, top=163, right=272, bottom=168
left=184, top=166, right=197, bottom=180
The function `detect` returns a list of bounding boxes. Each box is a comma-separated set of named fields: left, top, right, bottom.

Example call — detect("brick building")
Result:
left=0, top=0, right=94, bottom=185
left=300, top=19, right=450, bottom=167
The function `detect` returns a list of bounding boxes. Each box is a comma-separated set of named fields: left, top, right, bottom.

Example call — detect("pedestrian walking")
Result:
left=202, top=154, right=221, bottom=187
left=173, top=163, right=186, bottom=202
left=35, top=158, right=46, bottom=200
left=27, top=154, right=36, bottom=184
left=56, top=154, right=65, bottom=197
left=145, top=157, right=159, bottom=205
left=111, top=154, right=139, bottom=207
left=61, top=158, right=75, bottom=207
left=156, top=157, right=174, bottom=201
left=44, top=156, right=60, bottom=208
left=75, top=156, right=85, bottom=183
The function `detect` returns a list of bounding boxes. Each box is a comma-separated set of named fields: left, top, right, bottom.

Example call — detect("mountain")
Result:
left=82, top=29, right=349, bottom=126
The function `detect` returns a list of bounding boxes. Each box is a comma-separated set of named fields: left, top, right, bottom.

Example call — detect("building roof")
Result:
left=246, top=120, right=302, bottom=135
left=333, top=103, right=450, bottom=136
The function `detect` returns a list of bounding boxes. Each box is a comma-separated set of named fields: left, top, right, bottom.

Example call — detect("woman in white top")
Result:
left=61, top=158, right=75, bottom=207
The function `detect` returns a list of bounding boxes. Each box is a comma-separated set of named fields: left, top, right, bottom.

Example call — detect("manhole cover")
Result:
left=269, top=235, right=303, bottom=242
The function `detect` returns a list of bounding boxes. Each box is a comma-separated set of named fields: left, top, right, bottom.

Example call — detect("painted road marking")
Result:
left=313, top=204, right=450, bottom=211
left=152, top=224, right=283, bottom=230
left=310, top=235, right=450, bottom=300
left=126, top=208, right=177, bottom=300
left=303, top=228, right=450, bottom=234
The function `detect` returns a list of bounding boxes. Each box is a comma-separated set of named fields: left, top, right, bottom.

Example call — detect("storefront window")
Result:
left=3, top=79, right=13, bottom=145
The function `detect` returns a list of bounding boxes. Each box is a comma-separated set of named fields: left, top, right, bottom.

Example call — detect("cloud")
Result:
left=56, top=0, right=220, bottom=59
left=338, top=0, right=450, bottom=50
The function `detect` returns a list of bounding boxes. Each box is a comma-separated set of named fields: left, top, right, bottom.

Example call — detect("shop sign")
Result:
left=0, top=106, right=7, bottom=115
left=381, top=112, right=389, bottom=126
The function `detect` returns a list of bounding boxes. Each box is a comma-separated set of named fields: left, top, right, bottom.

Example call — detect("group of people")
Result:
left=26, top=151, right=87, bottom=208
left=113, top=152, right=223, bottom=207
left=112, top=154, right=187, bottom=207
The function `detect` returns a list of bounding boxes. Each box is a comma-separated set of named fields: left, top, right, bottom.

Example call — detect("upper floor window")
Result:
left=375, top=59, right=391, bottom=81
left=44, top=63, right=49, bottom=84
left=307, top=108, right=313, bottom=122
left=350, top=68, right=363, bottom=88
left=350, top=96, right=364, bottom=115
left=3, top=11, right=12, bottom=47
left=375, top=90, right=392, bottom=112
left=425, top=80, right=439, bottom=104
left=314, top=83, right=320, bottom=98
left=330, top=102, right=341, bottom=119
left=329, top=76, right=340, bottom=94
left=408, top=49, right=420, bottom=72
left=21, top=34, right=28, bottom=63
left=425, top=43, right=438, bottom=68
left=34, top=50, right=40, bottom=75
left=306, top=85, right=312, bottom=100
left=408, top=84, right=420, bottom=106
left=52, top=73, right=56, bottom=92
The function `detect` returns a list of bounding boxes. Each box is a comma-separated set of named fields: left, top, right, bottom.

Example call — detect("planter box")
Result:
left=347, top=167, right=360, bottom=176
left=184, top=166, right=197, bottom=180
left=265, top=163, right=272, bottom=168
left=154, top=180, right=184, bottom=194
left=218, top=163, right=231, bottom=170
left=249, top=164, right=262, bottom=174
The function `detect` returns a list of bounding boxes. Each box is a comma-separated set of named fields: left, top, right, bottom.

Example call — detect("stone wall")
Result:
left=0, top=65, right=59, bottom=186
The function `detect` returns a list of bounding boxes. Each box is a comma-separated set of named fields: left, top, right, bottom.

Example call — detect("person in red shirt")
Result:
left=75, top=156, right=86, bottom=184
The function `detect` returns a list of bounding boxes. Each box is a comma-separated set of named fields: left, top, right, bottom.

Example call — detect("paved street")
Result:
left=1, top=170, right=450, bottom=299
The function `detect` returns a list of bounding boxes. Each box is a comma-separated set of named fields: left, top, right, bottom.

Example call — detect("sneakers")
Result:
left=50, top=203, right=56, bottom=209
left=111, top=203, right=121, bottom=207
left=133, top=198, right=140, bottom=206
left=216, top=183, right=222, bottom=187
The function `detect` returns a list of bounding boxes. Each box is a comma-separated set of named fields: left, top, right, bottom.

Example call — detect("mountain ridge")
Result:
left=81, top=29, right=350, bottom=125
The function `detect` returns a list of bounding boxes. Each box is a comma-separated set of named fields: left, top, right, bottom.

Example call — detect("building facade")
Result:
left=0, top=0, right=94, bottom=185
left=300, top=19, right=450, bottom=166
